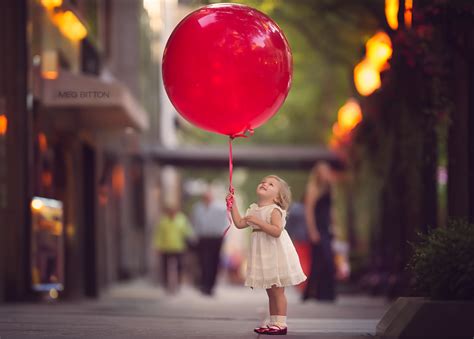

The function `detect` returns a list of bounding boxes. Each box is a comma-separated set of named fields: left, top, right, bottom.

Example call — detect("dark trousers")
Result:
left=303, top=236, right=336, bottom=301
left=197, top=236, right=223, bottom=294
left=161, top=252, right=183, bottom=290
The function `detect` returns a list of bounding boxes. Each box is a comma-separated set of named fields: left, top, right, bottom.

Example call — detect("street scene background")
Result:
left=1, top=0, right=473, bottom=338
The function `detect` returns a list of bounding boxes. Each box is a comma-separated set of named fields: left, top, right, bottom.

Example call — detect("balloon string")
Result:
left=223, top=128, right=254, bottom=237
left=223, top=137, right=234, bottom=237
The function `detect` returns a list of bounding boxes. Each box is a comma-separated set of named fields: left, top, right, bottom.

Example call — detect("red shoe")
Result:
left=264, top=325, right=287, bottom=335
left=254, top=325, right=270, bottom=334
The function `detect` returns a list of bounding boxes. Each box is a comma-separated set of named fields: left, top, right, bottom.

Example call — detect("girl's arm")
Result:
left=246, top=208, right=283, bottom=238
left=228, top=195, right=249, bottom=229
left=305, top=184, right=321, bottom=244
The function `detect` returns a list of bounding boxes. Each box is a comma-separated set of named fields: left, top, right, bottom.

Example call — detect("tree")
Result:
left=348, top=0, right=474, bottom=297
left=182, top=0, right=381, bottom=146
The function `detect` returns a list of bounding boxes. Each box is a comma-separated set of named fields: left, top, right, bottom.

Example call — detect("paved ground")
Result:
left=0, top=280, right=391, bottom=338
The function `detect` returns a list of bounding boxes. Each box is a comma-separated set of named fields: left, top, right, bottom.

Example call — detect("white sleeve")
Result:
left=272, top=205, right=287, bottom=219
left=245, top=203, right=257, bottom=216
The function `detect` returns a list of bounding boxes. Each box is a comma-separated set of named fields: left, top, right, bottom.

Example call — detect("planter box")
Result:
left=376, top=297, right=474, bottom=338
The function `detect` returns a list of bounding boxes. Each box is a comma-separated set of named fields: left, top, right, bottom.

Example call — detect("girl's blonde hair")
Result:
left=265, top=175, right=292, bottom=211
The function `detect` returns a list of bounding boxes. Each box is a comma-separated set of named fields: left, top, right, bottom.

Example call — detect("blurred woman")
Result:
left=303, top=162, right=337, bottom=301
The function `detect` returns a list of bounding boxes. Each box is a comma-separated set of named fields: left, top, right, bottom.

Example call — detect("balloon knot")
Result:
left=230, top=128, right=254, bottom=139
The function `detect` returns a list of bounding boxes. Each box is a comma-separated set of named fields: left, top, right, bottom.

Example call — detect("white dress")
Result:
left=244, top=203, right=307, bottom=289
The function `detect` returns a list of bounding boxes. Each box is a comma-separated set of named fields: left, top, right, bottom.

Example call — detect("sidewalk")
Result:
left=0, top=279, right=391, bottom=338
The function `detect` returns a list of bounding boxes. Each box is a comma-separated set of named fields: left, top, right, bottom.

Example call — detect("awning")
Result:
left=39, top=70, right=149, bottom=131
left=144, top=145, right=344, bottom=170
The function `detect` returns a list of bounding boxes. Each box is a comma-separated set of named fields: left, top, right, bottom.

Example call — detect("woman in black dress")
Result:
left=303, top=162, right=336, bottom=301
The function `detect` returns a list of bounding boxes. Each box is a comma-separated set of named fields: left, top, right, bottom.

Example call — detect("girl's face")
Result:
left=256, top=177, right=280, bottom=201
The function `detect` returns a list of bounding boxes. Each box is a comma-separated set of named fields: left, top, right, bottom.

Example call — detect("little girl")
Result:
left=228, top=175, right=307, bottom=335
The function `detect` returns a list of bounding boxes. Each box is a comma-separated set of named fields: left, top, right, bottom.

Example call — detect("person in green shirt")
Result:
left=153, top=206, right=193, bottom=293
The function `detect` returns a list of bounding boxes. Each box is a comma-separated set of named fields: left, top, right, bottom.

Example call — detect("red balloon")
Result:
left=162, top=4, right=292, bottom=136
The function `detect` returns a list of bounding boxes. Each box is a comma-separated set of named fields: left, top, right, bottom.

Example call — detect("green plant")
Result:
left=407, top=220, right=474, bottom=300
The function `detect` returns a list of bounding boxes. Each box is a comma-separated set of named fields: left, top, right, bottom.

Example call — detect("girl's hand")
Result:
left=226, top=192, right=235, bottom=208
left=244, top=215, right=259, bottom=226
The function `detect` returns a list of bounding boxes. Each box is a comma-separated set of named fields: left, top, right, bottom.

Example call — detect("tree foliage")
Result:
left=179, top=0, right=381, bottom=146
left=408, top=219, right=474, bottom=300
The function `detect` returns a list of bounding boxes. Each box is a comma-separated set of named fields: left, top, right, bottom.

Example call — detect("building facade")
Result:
left=0, top=0, right=168, bottom=302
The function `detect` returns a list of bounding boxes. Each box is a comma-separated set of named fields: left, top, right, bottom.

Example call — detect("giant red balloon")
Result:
left=162, top=3, right=292, bottom=136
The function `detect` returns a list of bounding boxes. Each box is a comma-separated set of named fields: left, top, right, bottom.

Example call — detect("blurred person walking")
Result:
left=153, top=205, right=193, bottom=294
left=286, top=194, right=311, bottom=293
left=191, top=190, right=228, bottom=296
left=303, top=162, right=337, bottom=302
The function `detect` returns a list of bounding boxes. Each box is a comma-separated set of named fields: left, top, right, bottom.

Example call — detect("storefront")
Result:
left=0, top=0, right=151, bottom=302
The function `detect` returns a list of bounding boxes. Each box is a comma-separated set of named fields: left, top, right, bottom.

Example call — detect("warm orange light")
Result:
left=41, top=50, right=59, bottom=80
left=366, top=32, right=393, bottom=71
left=38, top=133, right=48, bottom=153
left=42, top=71, right=59, bottom=79
left=329, top=136, right=340, bottom=150
left=385, top=0, right=399, bottom=30
left=338, top=99, right=362, bottom=132
left=41, top=0, right=62, bottom=10
left=54, top=11, right=87, bottom=41
left=32, top=267, right=40, bottom=285
left=42, top=171, right=53, bottom=188
left=31, top=199, right=44, bottom=211
left=112, top=165, right=125, bottom=195
left=405, top=0, right=413, bottom=28
left=52, top=222, right=63, bottom=236
left=66, top=223, right=75, bottom=239
left=0, top=115, right=7, bottom=136
left=49, top=288, right=59, bottom=299
left=332, top=122, right=345, bottom=138
left=354, top=59, right=381, bottom=96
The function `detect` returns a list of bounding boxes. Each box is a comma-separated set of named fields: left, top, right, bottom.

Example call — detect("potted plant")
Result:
left=376, top=220, right=474, bottom=338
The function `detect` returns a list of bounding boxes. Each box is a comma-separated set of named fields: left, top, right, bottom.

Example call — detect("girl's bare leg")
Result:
left=267, top=286, right=287, bottom=315
left=273, top=286, right=287, bottom=316
left=266, top=288, right=277, bottom=315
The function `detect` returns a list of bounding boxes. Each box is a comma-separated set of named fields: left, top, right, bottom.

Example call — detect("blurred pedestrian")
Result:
left=191, top=190, right=227, bottom=296
left=286, top=193, right=311, bottom=292
left=153, top=205, right=193, bottom=294
left=228, top=175, right=306, bottom=335
left=303, top=162, right=337, bottom=302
